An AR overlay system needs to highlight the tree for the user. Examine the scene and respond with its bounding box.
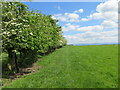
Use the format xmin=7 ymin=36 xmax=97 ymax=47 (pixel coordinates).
xmin=2 ymin=2 xmax=30 ymax=73
xmin=2 ymin=2 xmax=67 ymax=73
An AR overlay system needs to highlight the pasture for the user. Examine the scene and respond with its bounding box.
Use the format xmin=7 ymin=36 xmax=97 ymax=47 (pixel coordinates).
xmin=3 ymin=45 xmax=118 ymax=88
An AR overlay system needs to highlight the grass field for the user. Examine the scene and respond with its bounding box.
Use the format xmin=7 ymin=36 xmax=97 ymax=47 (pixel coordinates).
xmin=3 ymin=45 xmax=118 ymax=88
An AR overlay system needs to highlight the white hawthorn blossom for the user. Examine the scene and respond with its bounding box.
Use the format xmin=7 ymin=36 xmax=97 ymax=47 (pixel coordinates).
xmin=59 ymin=40 xmax=63 ymax=43
xmin=19 ymin=31 xmax=22 ymax=33
xmin=30 ymin=32 xmax=33 ymax=35
xmin=13 ymin=18 xmax=16 ymax=20
xmin=11 ymin=30 xmax=14 ymax=32
xmin=3 ymin=31 xmax=7 ymax=34
xmin=11 ymin=23 xmax=16 ymax=25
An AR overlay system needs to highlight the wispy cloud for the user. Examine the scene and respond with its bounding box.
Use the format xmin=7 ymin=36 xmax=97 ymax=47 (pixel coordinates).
xmin=54 ymin=6 xmax=62 ymax=11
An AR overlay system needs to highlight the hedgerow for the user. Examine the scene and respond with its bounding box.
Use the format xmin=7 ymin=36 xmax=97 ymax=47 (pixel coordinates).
xmin=1 ymin=2 xmax=67 ymax=73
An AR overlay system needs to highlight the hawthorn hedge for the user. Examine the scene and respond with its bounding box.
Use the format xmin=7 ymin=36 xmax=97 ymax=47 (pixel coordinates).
xmin=1 ymin=2 xmax=67 ymax=73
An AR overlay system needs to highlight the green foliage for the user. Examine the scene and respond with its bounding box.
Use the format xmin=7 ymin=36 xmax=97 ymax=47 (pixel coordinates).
xmin=2 ymin=2 xmax=66 ymax=53
xmin=2 ymin=2 xmax=67 ymax=72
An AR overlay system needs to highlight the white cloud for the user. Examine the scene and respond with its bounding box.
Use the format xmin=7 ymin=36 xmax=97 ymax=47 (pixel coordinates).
xmin=74 ymin=9 xmax=84 ymax=13
xmin=59 ymin=17 xmax=67 ymax=22
xmin=64 ymin=30 xmax=118 ymax=45
xmin=81 ymin=0 xmax=118 ymax=22
xmin=81 ymin=18 xmax=89 ymax=21
xmin=65 ymin=13 xmax=80 ymax=19
xmin=62 ymin=23 xmax=79 ymax=32
xmin=52 ymin=8 xmax=84 ymax=22
xmin=88 ymin=13 xmax=103 ymax=20
xmin=102 ymin=11 xmax=118 ymax=22
xmin=77 ymin=25 xmax=103 ymax=31
xmin=53 ymin=13 xmax=80 ymax=22
xmin=62 ymin=24 xmax=103 ymax=32
xmin=96 ymin=0 xmax=118 ymax=13
xmin=101 ymin=20 xmax=118 ymax=28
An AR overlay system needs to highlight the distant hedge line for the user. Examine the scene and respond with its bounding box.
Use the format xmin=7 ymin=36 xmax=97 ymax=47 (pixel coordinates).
xmin=1 ymin=2 xmax=67 ymax=73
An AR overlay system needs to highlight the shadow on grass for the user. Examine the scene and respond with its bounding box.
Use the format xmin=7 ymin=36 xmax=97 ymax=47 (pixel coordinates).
xmin=2 ymin=49 xmax=56 ymax=79
xmin=2 ymin=52 xmax=38 ymax=79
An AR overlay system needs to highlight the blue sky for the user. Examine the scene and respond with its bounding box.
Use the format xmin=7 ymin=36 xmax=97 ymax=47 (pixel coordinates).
xmin=23 ymin=2 xmax=102 ymax=26
xmin=23 ymin=0 xmax=118 ymax=45
xmin=31 ymin=0 xmax=107 ymax=2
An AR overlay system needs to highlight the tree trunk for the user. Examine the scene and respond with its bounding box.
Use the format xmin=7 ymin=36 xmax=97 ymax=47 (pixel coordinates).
xmin=8 ymin=49 xmax=19 ymax=73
